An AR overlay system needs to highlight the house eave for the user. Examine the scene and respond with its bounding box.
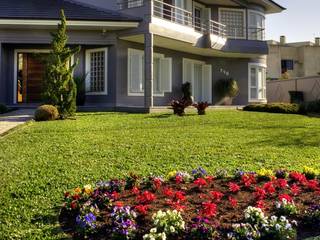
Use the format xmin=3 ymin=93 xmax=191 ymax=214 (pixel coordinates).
xmin=0 ymin=19 xmax=140 ymax=30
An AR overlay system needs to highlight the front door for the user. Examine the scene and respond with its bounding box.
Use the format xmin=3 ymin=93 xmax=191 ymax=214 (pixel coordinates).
xmin=17 ymin=53 xmax=47 ymax=104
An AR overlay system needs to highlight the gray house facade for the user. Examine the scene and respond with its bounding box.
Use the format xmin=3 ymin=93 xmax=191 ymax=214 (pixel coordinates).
xmin=0 ymin=0 xmax=285 ymax=111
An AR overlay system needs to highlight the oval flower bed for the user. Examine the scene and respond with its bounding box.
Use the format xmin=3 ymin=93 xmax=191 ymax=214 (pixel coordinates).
xmin=60 ymin=167 xmax=320 ymax=240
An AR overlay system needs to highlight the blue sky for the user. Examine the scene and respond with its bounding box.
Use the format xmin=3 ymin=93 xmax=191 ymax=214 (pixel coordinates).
xmin=266 ymin=0 xmax=320 ymax=42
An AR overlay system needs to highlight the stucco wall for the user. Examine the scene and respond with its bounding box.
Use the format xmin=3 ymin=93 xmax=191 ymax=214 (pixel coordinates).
xmin=267 ymin=76 xmax=320 ymax=103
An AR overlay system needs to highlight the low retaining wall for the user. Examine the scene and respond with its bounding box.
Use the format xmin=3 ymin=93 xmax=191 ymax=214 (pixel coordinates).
xmin=267 ymin=76 xmax=320 ymax=103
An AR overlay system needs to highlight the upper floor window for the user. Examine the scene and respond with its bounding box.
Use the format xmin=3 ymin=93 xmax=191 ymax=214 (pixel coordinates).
xmin=119 ymin=0 xmax=144 ymax=9
xmin=281 ymin=59 xmax=294 ymax=73
xmin=248 ymin=10 xmax=265 ymax=40
xmin=85 ymin=48 xmax=108 ymax=95
xmin=219 ymin=8 xmax=246 ymax=39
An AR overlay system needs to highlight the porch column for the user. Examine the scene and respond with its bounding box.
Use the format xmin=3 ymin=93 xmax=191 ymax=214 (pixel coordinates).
xmin=144 ymin=33 xmax=154 ymax=109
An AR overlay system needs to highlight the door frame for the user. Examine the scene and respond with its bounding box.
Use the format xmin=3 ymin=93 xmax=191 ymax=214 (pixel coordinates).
xmin=13 ymin=49 xmax=75 ymax=104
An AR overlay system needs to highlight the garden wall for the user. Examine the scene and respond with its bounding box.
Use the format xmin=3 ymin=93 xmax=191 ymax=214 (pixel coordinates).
xmin=267 ymin=76 xmax=320 ymax=103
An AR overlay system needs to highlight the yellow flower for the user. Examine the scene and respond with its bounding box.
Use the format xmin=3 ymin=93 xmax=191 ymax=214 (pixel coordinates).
xmin=167 ymin=171 xmax=177 ymax=180
xmin=74 ymin=187 xmax=82 ymax=194
xmin=84 ymin=184 xmax=93 ymax=195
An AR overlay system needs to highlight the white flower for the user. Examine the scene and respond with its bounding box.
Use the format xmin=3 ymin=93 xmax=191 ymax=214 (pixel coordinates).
xmin=150 ymin=228 xmax=157 ymax=233
xmin=169 ymin=226 xmax=175 ymax=233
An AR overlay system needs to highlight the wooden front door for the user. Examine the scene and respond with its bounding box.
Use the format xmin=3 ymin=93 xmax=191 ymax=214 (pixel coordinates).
xmin=20 ymin=53 xmax=46 ymax=103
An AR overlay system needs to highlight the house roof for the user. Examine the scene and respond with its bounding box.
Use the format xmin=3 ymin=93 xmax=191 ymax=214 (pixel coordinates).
xmin=0 ymin=0 xmax=140 ymax=22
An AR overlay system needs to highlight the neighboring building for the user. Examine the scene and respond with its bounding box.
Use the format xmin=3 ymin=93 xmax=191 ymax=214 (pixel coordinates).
xmin=0 ymin=0 xmax=285 ymax=111
xmin=268 ymin=36 xmax=320 ymax=80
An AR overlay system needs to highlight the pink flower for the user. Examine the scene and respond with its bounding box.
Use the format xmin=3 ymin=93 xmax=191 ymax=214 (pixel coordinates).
xmin=308 ymin=180 xmax=319 ymax=191
xmin=289 ymin=172 xmax=307 ymax=184
xmin=241 ymin=174 xmax=256 ymax=188
xmin=256 ymin=200 xmax=265 ymax=210
xmin=137 ymin=191 xmax=156 ymax=204
xmin=175 ymin=175 xmax=183 ymax=184
xmin=229 ymin=182 xmax=240 ymax=193
xmin=135 ymin=205 xmax=149 ymax=215
xmin=153 ymin=178 xmax=163 ymax=190
xmin=132 ymin=187 xmax=140 ymax=195
xmin=163 ymin=187 xmax=174 ymax=197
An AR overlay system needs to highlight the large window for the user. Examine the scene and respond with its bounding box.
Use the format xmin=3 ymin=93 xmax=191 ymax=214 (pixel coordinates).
xmin=127 ymin=49 xmax=172 ymax=96
xmin=249 ymin=63 xmax=266 ymax=102
xmin=219 ymin=8 xmax=246 ymax=39
xmin=183 ymin=58 xmax=212 ymax=103
xmin=85 ymin=48 xmax=108 ymax=95
xmin=248 ymin=10 xmax=265 ymax=40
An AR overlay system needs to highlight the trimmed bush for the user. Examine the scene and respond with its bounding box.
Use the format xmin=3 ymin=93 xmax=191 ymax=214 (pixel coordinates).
xmin=243 ymin=103 xmax=301 ymax=114
xmin=34 ymin=105 xmax=59 ymax=121
xmin=0 ymin=103 xmax=8 ymax=114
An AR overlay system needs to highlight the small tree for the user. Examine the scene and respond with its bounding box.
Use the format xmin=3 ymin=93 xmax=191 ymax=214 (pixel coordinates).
xmin=43 ymin=9 xmax=80 ymax=118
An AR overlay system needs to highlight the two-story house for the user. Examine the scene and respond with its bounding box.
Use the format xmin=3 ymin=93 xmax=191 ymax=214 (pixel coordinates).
xmin=0 ymin=0 xmax=285 ymax=111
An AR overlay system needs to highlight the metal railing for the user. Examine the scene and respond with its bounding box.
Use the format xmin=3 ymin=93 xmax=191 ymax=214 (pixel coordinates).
xmin=226 ymin=26 xmax=265 ymax=40
xmin=153 ymin=0 xmax=226 ymax=36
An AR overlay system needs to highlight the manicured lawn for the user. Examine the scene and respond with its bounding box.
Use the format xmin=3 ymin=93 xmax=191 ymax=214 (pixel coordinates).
xmin=0 ymin=110 xmax=319 ymax=239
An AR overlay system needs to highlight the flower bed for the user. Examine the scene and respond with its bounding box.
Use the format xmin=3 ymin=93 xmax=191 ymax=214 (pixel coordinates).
xmin=60 ymin=167 xmax=320 ymax=239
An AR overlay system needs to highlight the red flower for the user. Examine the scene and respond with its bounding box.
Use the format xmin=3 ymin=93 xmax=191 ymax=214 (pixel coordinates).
xmin=254 ymin=187 xmax=266 ymax=200
xmin=210 ymin=191 xmax=224 ymax=202
xmin=229 ymin=182 xmax=240 ymax=193
xmin=70 ymin=200 xmax=78 ymax=209
xmin=291 ymin=184 xmax=300 ymax=196
xmin=241 ymin=174 xmax=256 ymax=188
xmin=201 ymin=202 xmax=217 ymax=217
xmin=308 ymin=180 xmax=319 ymax=191
xmin=132 ymin=187 xmax=140 ymax=195
xmin=64 ymin=192 xmax=70 ymax=198
xmin=111 ymin=191 xmax=120 ymax=200
xmin=289 ymin=172 xmax=307 ymax=184
xmin=256 ymin=200 xmax=265 ymax=210
xmin=135 ymin=205 xmax=149 ymax=215
xmin=153 ymin=178 xmax=163 ymax=190
xmin=263 ymin=182 xmax=276 ymax=195
xmin=194 ymin=178 xmax=207 ymax=188
xmin=137 ymin=191 xmax=156 ymax=204
xmin=115 ymin=201 xmax=124 ymax=207
xmin=276 ymin=179 xmax=288 ymax=189
xmin=175 ymin=175 xmax=183 ymax=184
xmin=72 ymin=194 xmax=80 ymax=200
xmin=163 ymin=187 xmax=174 ymax=197
xmin=279 ymin=194 xmax=292 ymax=202
xmin=228 ymin=196 xmax=238 ymax=208
xmin=174 ymin=191 xmax=186 ymax=202
xmin=206 ymin=176 xmax=215 ymax=183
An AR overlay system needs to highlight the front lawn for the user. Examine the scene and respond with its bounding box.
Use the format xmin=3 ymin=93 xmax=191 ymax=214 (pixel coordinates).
xmin=0 ymin=110 xmax=319 ymax=239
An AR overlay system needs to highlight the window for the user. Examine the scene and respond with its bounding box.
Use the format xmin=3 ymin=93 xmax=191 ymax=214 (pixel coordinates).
xmin=248 ymin=10 xmax=265 ymax=40
xmin=219 ymin=8 xmax=246 ymax=39
xmin=127 ymin=49 xmax=172 ymax=96
xmin=85 ymin=48 xmax=108 ymax=95
xmin=183 ymin=58 xmax=212 ymax=103
xmin=249 ymin=63 xmax=266 ymax=101
xmin=127 ymin=0 xmax=144 ymax=8
xmin=281 ymin=60 xmax=294 ymax=73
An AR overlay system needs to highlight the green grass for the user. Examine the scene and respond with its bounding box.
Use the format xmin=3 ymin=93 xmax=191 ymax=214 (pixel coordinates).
xmin=0 ymin=110 xmax=320 ymax=239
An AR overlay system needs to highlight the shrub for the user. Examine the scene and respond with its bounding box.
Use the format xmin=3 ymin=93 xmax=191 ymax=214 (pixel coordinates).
xmin=193 ymin=102 xmax=209 ymax=115
xmin=170 ymin=100 xmax=189 ymax=116
xmin=34 ymin=105 xmax=59 ymax=121
xmin=74 ymin=75 xmax=87 ymax=106
xmin=243 ymin=103 xmax=301 ymax=114
xmin=0 ymin=103 xmax=8 ymax=114
xmin=214 ymin=79 xmax=239 ymax=99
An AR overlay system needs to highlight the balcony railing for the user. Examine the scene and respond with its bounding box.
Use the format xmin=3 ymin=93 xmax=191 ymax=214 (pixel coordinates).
xmin=153 ymin=0 xmax=226 ymax=36
xmin=118 ymin=0 xmax=264 ymax=40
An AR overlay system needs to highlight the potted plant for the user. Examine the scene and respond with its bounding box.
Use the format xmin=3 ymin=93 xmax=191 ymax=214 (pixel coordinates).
xmin=170 ymin=100 xmax=188 ymax=116
xmin=193 ymin=102 xmax=209 ymax=115
xmin=213 ymin=78 xmax=239 ymax=105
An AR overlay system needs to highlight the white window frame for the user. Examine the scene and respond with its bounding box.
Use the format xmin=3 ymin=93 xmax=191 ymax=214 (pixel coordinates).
xmin=127 ymin=48 xmax=171 ymax=97
xmin=248 ymin=9 xmax=265 ymax=41
xmin=85 ymin=48 xmax=108 ymax=96
xmin=248 ymin=63 xmax=267 ymax=103
xmin=218 ymin=7 xmax=247 ymax=39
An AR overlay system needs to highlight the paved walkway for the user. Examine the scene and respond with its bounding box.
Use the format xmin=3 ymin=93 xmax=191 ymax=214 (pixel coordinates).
xmin=0 ymin=109 xmax=34 ymax=136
